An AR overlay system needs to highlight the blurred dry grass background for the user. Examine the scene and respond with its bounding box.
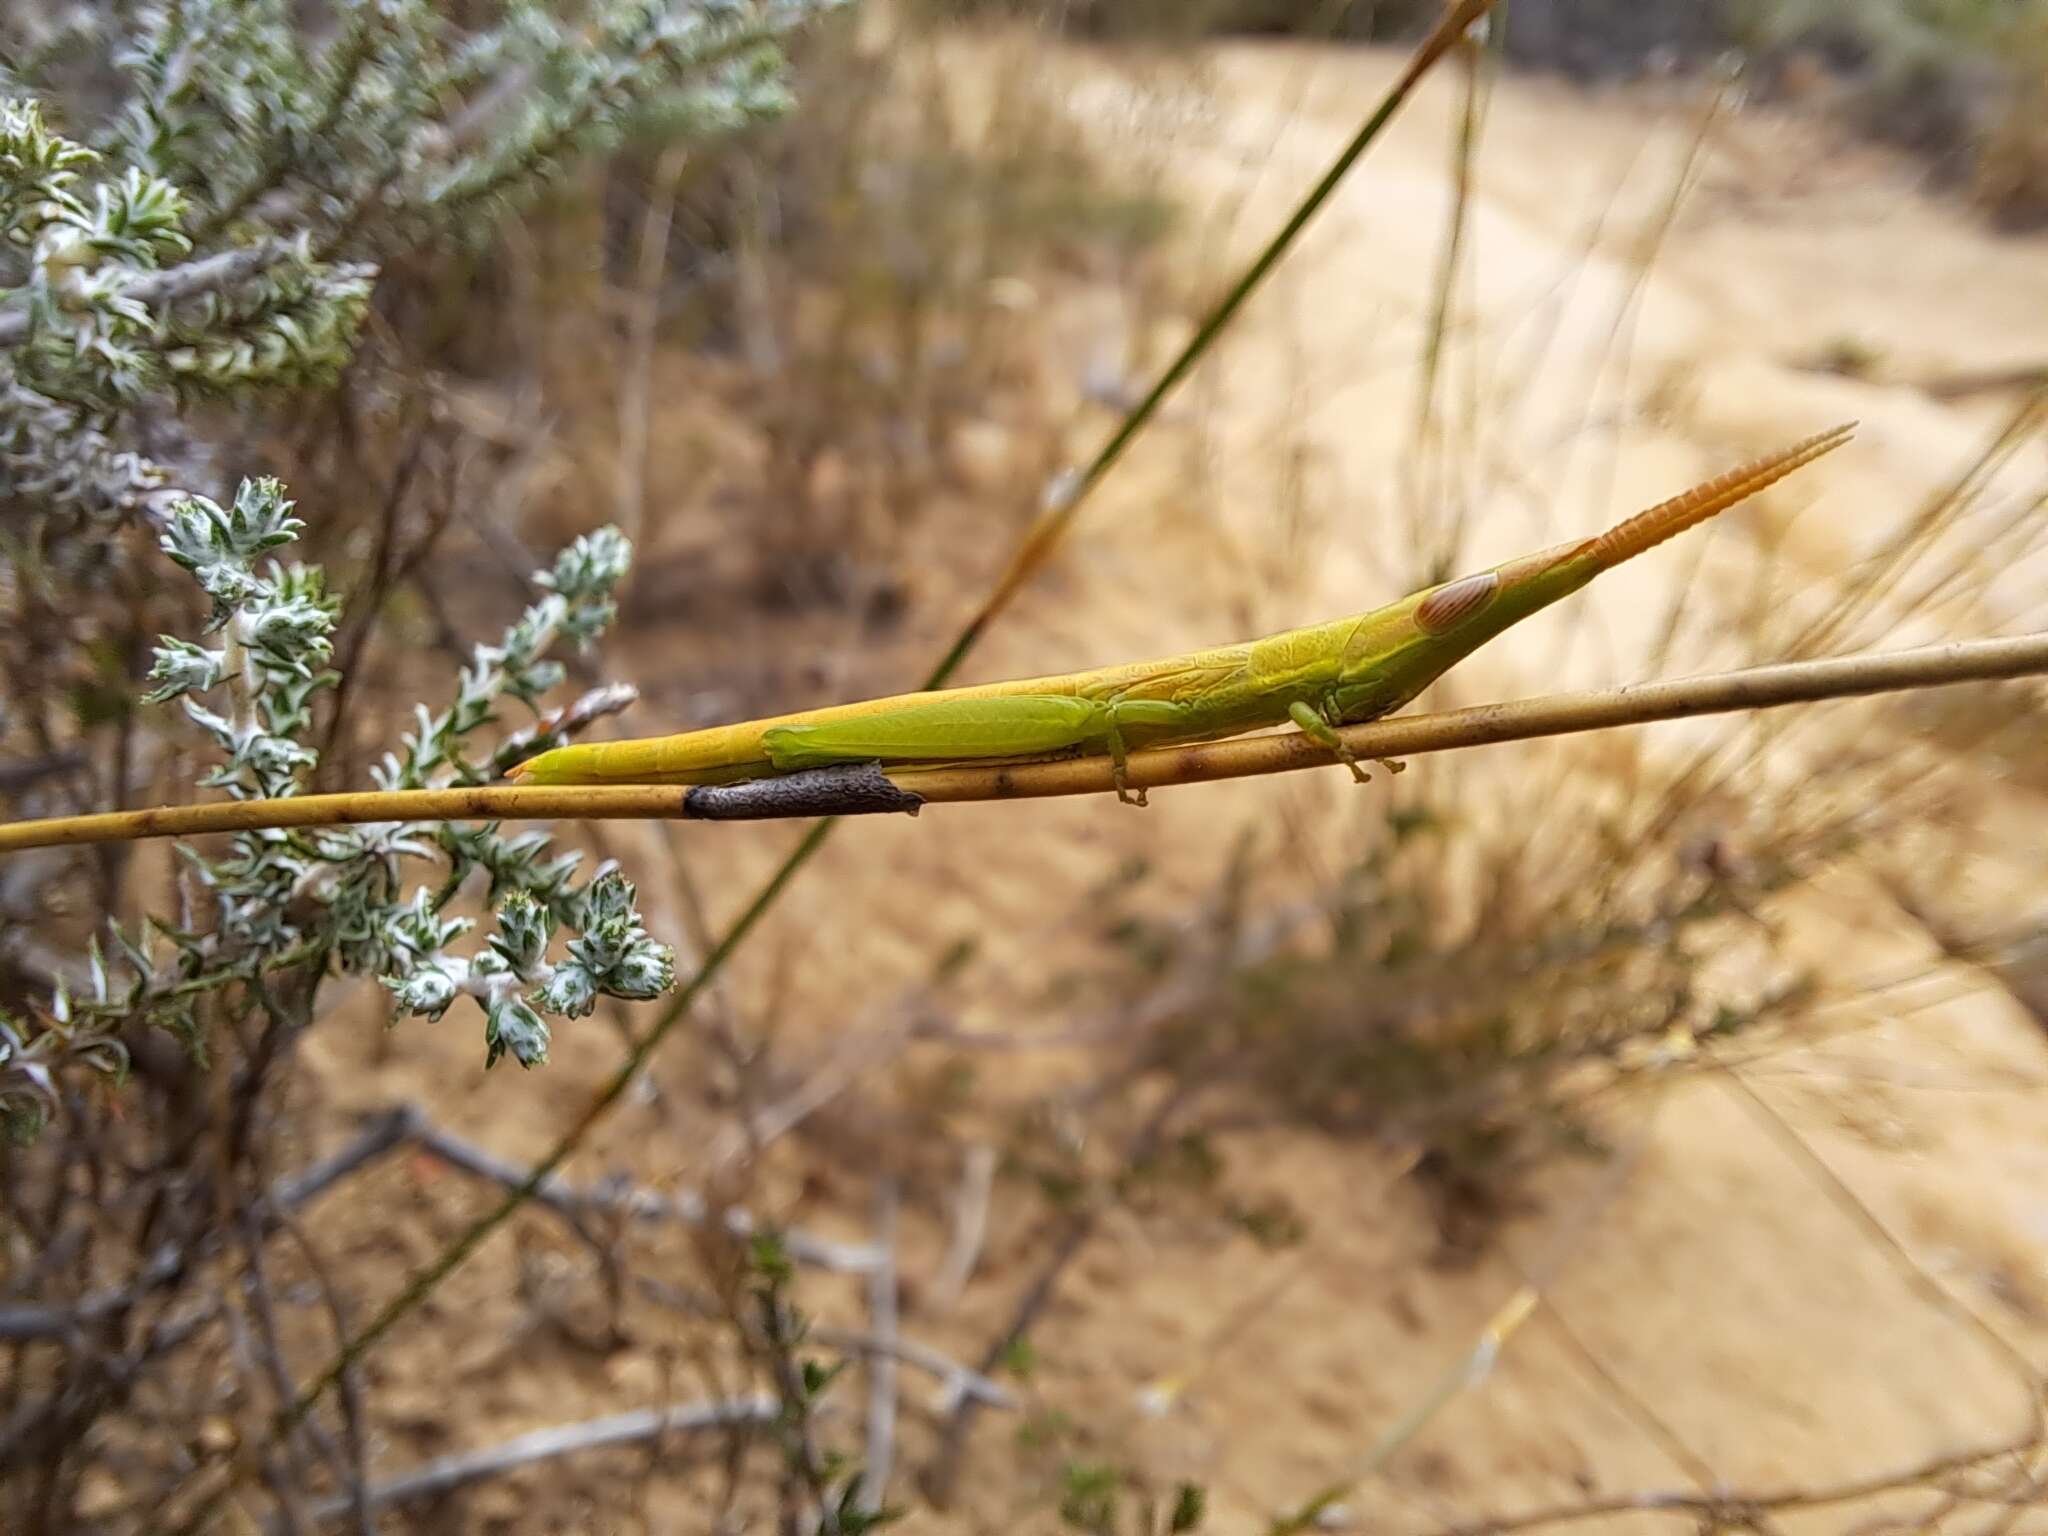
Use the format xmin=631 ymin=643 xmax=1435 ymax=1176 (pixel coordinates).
xmin=6 ymin=2 xmax=2048 ymax=1532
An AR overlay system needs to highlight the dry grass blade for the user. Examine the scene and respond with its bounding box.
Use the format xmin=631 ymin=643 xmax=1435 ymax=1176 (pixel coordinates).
xmin=6 ymin=632 xmax=2042 ymax=848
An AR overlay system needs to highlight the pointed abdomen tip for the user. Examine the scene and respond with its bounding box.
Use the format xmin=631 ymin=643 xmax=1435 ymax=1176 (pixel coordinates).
xmin=1587 ymin=422 xmax=1855 ymax=568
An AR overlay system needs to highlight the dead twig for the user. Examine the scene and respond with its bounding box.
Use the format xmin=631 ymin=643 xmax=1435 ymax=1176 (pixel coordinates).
xmin=275 ymin=1215 xmax=375 ymax=1536
xmin=288 ymin=1396 xmax=780 ymax=1527
xmin=1418 ymin=1425 xmax=2047 ymax=1536
xmin=859 ymin=1181 xmax=900 ymax=1518
xmin=0 ymin=1098 xmax=421 ymax=1347
xmin=709 ymin=1000 xmax=924 ymax=1169
xmin=926 ymin=1143 xmax=996 ymax=1317
xmin=0 ymin=1102 xmax=869 ymax=1350
xmin=407 ymin=1117 xmax=883 ymax=1274
xmin=632 ymin=1274 xmax=1016 ymax=1411
xmin=924 ymin=1080 xmax=1202 ymax=1506
xmin=267 ymin=1105 xmax=422 ymax=1210
xmin=234 ymin=1210 xmax=343 ymax=1536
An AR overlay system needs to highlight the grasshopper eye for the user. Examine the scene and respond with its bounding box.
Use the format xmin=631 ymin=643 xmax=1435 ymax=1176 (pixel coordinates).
xmin=1415 ymin=571 xmax=1499 ymax=634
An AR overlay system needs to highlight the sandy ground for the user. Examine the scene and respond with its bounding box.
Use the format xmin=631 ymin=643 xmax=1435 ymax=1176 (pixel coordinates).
xmin=268 ymin=32 xmax=2048 ymax=1535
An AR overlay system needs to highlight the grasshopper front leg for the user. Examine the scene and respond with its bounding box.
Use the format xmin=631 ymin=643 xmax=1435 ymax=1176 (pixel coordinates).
xmin=1287 ymin=699 xmax=1374 ymax=785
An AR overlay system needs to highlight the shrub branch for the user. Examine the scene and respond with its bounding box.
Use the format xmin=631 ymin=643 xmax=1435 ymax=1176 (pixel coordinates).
xmin=0 ymin=240 xmax=298 ymax=347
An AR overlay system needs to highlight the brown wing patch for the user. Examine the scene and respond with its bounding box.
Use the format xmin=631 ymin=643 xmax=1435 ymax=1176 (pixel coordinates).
xmin=1415 ymin=571 xmax=1499 ymax=634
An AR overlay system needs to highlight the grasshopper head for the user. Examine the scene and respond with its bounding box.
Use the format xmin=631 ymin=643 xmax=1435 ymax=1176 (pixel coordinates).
xmin=1330 ymin=424 xmax=1855 ymax=723
xmin=1329 ymin=538 xmax=1605 ymax=720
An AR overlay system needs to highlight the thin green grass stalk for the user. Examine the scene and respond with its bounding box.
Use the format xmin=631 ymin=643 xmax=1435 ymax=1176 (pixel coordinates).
xmin=1413 ymin=32 xmax=1479 ymax=441
xmin=234 ymin=0 xmax=1505 ymax=1479
xmin=1406 ymin=23 xmax=1490 ymax=586
xmin=1444 ymin=8 xmax=1509 ymax=561
xmin=1412 ymin=14 xmax=1493 ymax=451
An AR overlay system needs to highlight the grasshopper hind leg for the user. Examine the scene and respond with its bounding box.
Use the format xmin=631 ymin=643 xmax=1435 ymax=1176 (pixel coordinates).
xmin=1103 ymin=697 xmax=1199 ymax=807
xmin=760 ymin=695 xmax=1108 ymax=773
xmin=1102 ymin=718 xmax=1145 ymax=807
xmin=758 ymin=693 xmax=1202 ymax=810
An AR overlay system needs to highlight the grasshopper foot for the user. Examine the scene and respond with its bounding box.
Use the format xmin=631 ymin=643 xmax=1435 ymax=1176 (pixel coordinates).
xmin=1107 ymin=722 xmax=1149 ymax=807
xmin=1290 ymin=699 xmax=1374 ymax=785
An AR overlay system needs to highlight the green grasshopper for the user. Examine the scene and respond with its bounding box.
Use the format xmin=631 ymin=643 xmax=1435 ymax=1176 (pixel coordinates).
xmin=513 ymin=425 xmax=1852 ymax=803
